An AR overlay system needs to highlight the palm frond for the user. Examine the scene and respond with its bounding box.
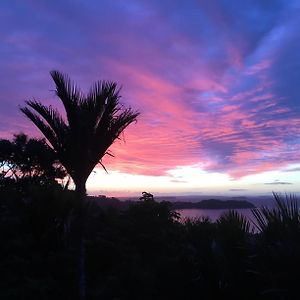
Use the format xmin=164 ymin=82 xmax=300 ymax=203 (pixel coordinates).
xmin=251 ymin=207 xmax=268 ymax=232
xmin=218 ymin=210 xmax=252 ymax=234
xmin=92 ymin=104 xmax=139 ymax=161
xmin=85 ymin=81 xmax=119 ymax=131
xmin=20 ymin=106 xmax=59 ymax=150
xmin=98 ymin=160 xmax=108 ymax=173
xmin=251 ymin=193 xmax=300 ymax=234
xmin=273 ymin=192 xmax=299 ymax=221
xmin=50 ymin=70 xmax=81 ymax=129
xmin=111 ymin=108 xmax=139 ymax=137
xmin=87 ymin=81 xmax=117 ymax=108
xmin=105 ymin=151 xmax=114 ymax=158
xmin=24 ymin=100 xmax=68 ymax=146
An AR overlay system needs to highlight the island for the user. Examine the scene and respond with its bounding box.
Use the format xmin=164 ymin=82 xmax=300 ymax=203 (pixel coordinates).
xmin=170 ymin=199 xmax=255 ymax=210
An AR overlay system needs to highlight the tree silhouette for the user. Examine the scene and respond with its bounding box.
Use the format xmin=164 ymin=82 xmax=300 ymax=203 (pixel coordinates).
xmin=20 ymin=70 xmax=139 ymax=300
xmin=0 ymin=133 xmax=65 ymax=184
xmin=20 ymin=70 xmax=139 ymax=196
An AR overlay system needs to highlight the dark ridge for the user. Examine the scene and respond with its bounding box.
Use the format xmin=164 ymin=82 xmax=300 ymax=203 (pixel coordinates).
xmin=87 ymin=195 xmax=255 ymax=210
xmin=170 ymin=199 xmax=255 ymax=209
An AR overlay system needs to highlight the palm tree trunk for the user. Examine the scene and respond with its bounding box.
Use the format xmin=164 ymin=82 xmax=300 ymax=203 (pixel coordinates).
xmin=79 ymin=237 xmax=86 ymax=300
xmin=75 ymin=179 xmax=86 ymax=197
xmin=74 ymin=179 xmax=87 ymax=300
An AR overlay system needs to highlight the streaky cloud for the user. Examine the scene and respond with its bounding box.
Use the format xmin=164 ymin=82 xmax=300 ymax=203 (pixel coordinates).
xmin=265 ymin=180 xmax=293 ymax=185
xmin=0 ymin=0 xmax=299 ymax=182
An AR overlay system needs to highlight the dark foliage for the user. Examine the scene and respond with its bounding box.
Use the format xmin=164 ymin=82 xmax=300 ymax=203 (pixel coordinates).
xmin=250 ymin=193 xmax=300 ymax=299
xmin=0 ymin=133 xmax=66 ymax=188
xmin=0 ymin=185 xmax=299 ymax=300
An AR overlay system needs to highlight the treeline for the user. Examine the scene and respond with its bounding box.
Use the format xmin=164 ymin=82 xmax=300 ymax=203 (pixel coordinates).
xmin=0 ymin=182 xmax=299 ymax=300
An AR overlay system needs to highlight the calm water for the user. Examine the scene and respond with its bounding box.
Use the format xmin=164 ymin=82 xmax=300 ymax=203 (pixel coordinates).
xmin=177 ymin=208 xmax=256 ymax=223
xmin=176 ymin=196 xmax=300 ymax=223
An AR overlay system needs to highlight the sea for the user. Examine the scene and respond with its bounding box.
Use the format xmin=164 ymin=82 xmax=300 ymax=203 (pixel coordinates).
xmin=158 ymin=194 xmax=298 ymax=226
xmin=120 ymin=193 xmax=300 ymax=227
xmin=177 ymin=208 xmax=255 ymax=223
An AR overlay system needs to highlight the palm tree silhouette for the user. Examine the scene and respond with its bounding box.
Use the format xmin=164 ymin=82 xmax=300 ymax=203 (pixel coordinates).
xmin=20 ymin=70 xmax=139 ymax=300
xmin=20 ymin=70 xmax=139 ymax=196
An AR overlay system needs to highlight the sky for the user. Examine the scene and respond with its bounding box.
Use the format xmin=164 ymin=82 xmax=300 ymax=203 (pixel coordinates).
xmin=0 ymin=0 xmax=300 ymax=197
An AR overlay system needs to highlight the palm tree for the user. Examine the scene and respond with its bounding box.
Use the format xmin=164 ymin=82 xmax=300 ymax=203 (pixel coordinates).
xmin=20 ymin=70 xmax=139 ymax=300
xmin=20 ymin=70 xmax=139 ymax=196
xmin=252 ymin=192 xmax=300 ymax=239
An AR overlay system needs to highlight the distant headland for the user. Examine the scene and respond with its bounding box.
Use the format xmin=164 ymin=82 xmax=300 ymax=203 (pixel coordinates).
xmin=88 ymin=195 xmax=255 ymax=210
xmin=170 ymin=199 xmax=255 ymax=209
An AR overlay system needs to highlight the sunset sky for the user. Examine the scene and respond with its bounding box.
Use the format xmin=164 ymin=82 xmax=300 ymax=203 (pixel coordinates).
xmin=1 ymin=0 xmax=299 ymax=197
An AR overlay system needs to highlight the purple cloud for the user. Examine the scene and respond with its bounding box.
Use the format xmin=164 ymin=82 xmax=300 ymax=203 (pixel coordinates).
xmin=0 ymin=0 xmax=299 ymax=178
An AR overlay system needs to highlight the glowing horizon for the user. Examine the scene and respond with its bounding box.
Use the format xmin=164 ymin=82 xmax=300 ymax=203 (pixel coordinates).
xmin=1 ymin=0 xmax=300 ymax=197
xmin=83 ymin=163 xmax=300 ymax=198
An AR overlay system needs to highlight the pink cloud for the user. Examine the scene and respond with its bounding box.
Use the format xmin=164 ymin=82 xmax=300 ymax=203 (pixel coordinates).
xmin=95 ymin=63 xmax=300 ymax=179
xmin=1 ymin=0 xmax=299 ymax=183
xmin=245 ymin=59 xmax=272 ymax=75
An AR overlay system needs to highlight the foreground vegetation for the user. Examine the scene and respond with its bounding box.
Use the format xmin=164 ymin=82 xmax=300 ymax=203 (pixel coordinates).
xmin=0 ymin=182 xmax=299 ymax=300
